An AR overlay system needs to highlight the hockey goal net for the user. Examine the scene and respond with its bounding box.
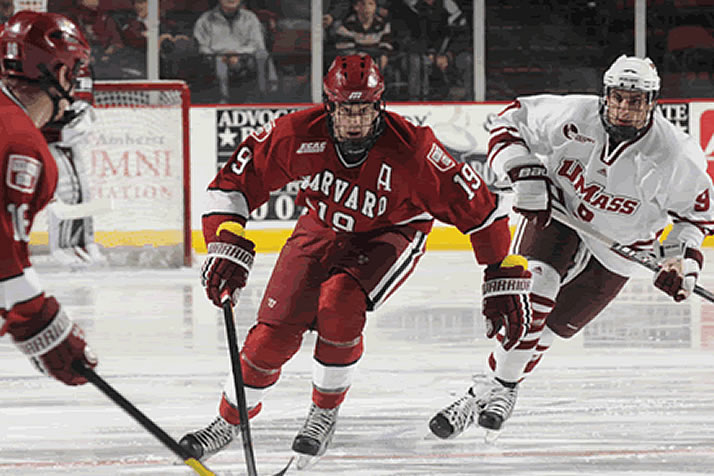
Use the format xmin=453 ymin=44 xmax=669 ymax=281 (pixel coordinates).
xmin=30 ymin=80 xmax=192 ymax=268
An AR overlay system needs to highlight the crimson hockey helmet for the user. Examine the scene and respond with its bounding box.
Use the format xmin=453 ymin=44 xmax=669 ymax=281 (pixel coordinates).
xmin=324 ymin=54 xmax=385 ymax=103
xmin=323 ymin=54 xmax=386 ymax=167
xmin=0 ymin=11 xmax=90 ymax=99
xmin=599 ymin=55 xmax=660 ymax=142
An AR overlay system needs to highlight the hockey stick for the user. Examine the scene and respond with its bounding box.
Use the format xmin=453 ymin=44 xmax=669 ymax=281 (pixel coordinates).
xmin=71 ymin=361 xmax=216 ymax=476
xmin=551 ymin=208 xmax=714 ymax=303
xmin=48 ymin=197 xmax=114 ymax=220
xmin=220 ymin=291 xmax=293 ymax=476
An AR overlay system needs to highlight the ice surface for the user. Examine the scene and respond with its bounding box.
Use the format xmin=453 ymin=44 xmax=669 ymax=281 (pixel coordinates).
xmin=1 ymin=251 xmax=713 ymax=475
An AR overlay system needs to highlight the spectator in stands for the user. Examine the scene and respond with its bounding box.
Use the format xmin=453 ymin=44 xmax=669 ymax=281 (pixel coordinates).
xmin=403 ymin=0 xmax=467 ymax=99
xmin=66 ymin=0 xmax=125 ymax=79
xmin=334 ymin=0 xmax=393 ymax=72
xmin=0 ymin=0 xmax=13 ymax=24
xmin=272 ymin=0 xmax=311 ymax=30
xmin=193 ymin=0 xmax=271 ymax=103
xmin=119 ymin=0 xmax=195 ymax=78
xmin=323 ymin=0 xmax=350 ymax=34
xmin=244 ymin=0 xmax=307 ymax=100
xmin=324 ymin=0 xmax=397 ymax=39
xmin=323 ymin=0 xmax=350 ymax=69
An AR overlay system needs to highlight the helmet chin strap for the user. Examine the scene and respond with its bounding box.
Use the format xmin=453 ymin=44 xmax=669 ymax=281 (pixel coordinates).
xmin=37 ymin=63 xmax=76 ymax=123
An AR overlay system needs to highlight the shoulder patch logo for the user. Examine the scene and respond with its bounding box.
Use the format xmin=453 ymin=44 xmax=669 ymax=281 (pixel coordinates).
xmin=563 ymin=122 xmax=595 ymax=144
xmin=296 ymin=141 xmax=327 ymax=154
xmin=6 ymin=154 xmax=42 ymax=194
xmin=426 ymin=143 xmax=455 ymax=172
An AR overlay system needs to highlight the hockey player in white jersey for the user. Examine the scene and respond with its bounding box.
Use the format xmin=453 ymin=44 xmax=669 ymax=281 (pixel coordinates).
xmin=429 ymin=55 xmax=714 ymax=440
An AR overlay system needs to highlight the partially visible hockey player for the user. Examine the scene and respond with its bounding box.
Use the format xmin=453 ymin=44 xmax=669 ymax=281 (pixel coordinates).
xmin=429 ymin=55 xmax=714 ymax=440
xmin=43 ymin=96 xmax=108 ymax=268
xmin=179 ymin=54 xmax=534 ymax=468
xmin=0 ymin=12 xmax=98 ymax=384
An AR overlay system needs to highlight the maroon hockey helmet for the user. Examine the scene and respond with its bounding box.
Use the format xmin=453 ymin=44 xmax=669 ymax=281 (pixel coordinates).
xmin=323 ymin=54 xmax=385 ymax=104
xmin=323 ymin=55 xmax=386 ymax=166
xmin=0 ymin=11 xmax=90 ymax=92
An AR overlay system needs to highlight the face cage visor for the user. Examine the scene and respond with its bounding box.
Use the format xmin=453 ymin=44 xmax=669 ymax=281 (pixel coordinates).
xmin=326 ymin=99 xmax=385 ymax=166
xmin=600 ymin=87 xmax=657 ymax=142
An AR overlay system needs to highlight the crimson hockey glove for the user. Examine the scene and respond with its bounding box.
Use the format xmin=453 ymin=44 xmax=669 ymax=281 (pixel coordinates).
xmin=653 ymin=241 xmax=703 ymax=302
xmin=201 ymin=225 xmax=256 ymax=307
xmin=507 ymin=164 xmax=551 ymax=229
xmin=482 ymin=255 xmax=533 ymax=351
xmin=0 ymin=295 xmax=97 ymax=385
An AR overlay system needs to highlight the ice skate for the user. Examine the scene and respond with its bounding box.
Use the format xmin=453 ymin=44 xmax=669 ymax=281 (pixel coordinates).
xmin=478 ymin=379 xmax=518 ymax=434
xmin=179 ymin=415 xmax=237 ymax=460
xmin=429 ymin=374 xmax=495 ymax=439
xmin=292 ymin=403 xmax=339 ymax=470
xmin=429 ymin=374 xmax=517 ymax=439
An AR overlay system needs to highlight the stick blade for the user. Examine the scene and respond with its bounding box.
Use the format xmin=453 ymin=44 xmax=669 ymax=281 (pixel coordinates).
xmin=272 ymin=456 xmax=294 ymax=476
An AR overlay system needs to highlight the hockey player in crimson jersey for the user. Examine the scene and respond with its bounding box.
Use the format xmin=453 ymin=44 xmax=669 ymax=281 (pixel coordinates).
xmin=430 ymin=55 xmax=714 ymax=440
xmin=0 ymin=12 xmax=97 ymax=385
xmin=180 ymin=54 xmax=534 ymax=467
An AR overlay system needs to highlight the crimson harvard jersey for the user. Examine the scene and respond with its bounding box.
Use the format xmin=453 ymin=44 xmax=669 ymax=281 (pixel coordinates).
xmin=204 ymin=105 xmax=510 ymax=264
xmin=0 ymin=84 xmax=59 ymax=309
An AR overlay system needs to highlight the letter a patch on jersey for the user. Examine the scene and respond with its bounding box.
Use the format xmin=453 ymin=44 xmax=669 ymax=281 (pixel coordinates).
xmin=426 ymin=143 xmax=455 ymax=172
xmin=6 ymin=154 xmax=42 ymax=194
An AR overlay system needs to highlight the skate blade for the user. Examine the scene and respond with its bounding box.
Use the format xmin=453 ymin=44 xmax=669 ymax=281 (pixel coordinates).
xmin=484 ymin=429 xmax=502 ymax=445
xmin=295 ymin=452 xmax=322 ymax=470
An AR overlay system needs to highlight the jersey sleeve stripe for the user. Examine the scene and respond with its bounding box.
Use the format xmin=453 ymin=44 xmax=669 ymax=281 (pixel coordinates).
xmin=395 ymin=212 xmax=434 ymax=226
xmin=498 ymin=100 xmax=521 ymax=116
xmin=0 ymin=268 xmax=43 ymax=310
xmin=205 ymin=189 xmax=251 ymax=220
xmin=488 ymin=129 xmax=529 ymax=168
xmin=464 ymin=195 xmax=509 ymax=234
xmin=669 ymin=211 xmax=714 ymax=231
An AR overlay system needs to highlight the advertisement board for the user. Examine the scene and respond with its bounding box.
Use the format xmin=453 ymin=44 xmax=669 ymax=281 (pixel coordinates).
xmin=29 ymin=100 xmax=714 ymax=253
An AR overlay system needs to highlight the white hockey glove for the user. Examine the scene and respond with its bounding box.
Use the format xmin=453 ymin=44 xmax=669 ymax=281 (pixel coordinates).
xmin=653 ymin=240 xmax=703 ymax=302
xmin=507 ymin=164 xmax=551 ymax=229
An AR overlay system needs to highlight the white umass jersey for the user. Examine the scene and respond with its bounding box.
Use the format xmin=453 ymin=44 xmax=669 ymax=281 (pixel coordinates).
xmin=488 ymin=94 xmax=714 ymax=277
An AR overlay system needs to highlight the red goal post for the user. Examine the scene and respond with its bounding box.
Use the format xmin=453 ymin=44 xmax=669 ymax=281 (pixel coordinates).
xmin=87 ymin=80 xmax=192 ymax=267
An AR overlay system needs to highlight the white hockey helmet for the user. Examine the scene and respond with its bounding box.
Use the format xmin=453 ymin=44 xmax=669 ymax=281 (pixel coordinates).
xmin=600 ymin=55 xmax=660 ymax=141
xmin=603 ymin=55 xmax=660 ymax=97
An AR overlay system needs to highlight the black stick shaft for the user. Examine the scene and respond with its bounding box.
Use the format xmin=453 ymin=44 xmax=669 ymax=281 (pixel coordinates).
xmin=222 ymin=297 xmax=259 ymax=476
xmin=552 ymin=209 xmax=714 ymax=303
xmin=72 ymin=362 xmax=215 ymax=475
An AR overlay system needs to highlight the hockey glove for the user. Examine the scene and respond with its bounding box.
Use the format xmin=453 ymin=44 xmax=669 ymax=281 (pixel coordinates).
xmin=507 ymin=164 xmax=551 ymax=229
xmin=0 ymin=295 xmax=97 ymax=385
xmin=201 ymin=223 xmax=256 ymax=307
xmin=653 ymin=240 xmax=703 ymax=302
xmin=482 ymin=255 xmax=533 ymax=351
